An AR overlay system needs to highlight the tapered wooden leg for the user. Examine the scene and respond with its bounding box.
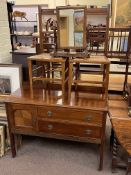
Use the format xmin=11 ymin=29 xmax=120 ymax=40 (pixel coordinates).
xmin=110 ymin=128 xmax=114 ymax=150
xmin=99 ymin=143 xmax=104 ymax=170
xmin=68 ymin=62 xmax=73 ymax=102
xmin=28 ymin=60 xmax=33 ymax=98
xmin=10 ymin=133 xmax=16 ymax=158
xmin=62 ymin=62 xmax=65 ymax=102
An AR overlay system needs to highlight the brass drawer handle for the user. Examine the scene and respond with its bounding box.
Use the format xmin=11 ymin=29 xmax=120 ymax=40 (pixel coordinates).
xmin=85 ymin=129 xmax=92 ymax=135
xmin=47 ymin=111 xmax=53 ymax=117
xmin=47 ymin=124 xmax=53 ymax=130
xmin=85 ymin=116 xmax=92 ymax=122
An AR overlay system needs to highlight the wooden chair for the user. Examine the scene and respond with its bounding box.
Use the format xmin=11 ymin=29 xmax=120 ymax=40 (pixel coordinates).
xmin=106 ymin=27 xmax=131 ymax=93
xmin=28 ymin=53 xmax=68 ymax=102
xmin=68 ymin=55 xmax=110 ymax=101
xmin=28 ymin=7 xmax=67 ymax=101
xmin=87 ymin=26 xmax=107 ymax=54
xmin=123 ymin=28 xmax=131 ymax=93
xmin=38 ymin=6 xmax=57 ymax=53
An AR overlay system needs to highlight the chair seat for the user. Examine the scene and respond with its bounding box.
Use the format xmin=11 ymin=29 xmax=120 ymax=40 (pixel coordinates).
xmin=70 ymin=55 xmax=110 ymax=65
xmin=28 ymin=53 xmax=66 ymax=63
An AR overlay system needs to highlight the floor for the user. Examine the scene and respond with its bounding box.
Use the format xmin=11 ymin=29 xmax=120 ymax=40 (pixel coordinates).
xmin=0 ymin=119 xmax=126 ymax=175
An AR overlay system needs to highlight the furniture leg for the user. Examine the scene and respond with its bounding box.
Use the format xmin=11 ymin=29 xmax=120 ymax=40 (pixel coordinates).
xmin=62 ymin=62 xmax=65 ymax=102
xmin=110 ymin=128 xmax=114 ymax=150
xmin=104 ymin=64 xmax=110 ymax=99
xmin=99 ymin=142 xmax=104 ymax=170
xmin=112 ymin=135 xmax=118 ymax=173
xmin=68 ymin=62 xmax=73 ymax=102
xmin=28 ymin=60 xmax=33 ymax=98
xmin=9 ymin=132 xmax=16 ymax=158
xmin=126 ymin=156 xmax=131 ymax=175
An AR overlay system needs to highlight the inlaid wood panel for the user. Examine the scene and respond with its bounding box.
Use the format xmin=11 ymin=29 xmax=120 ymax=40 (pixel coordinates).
xmin=10 ymin=104 xmax=37 ymax=131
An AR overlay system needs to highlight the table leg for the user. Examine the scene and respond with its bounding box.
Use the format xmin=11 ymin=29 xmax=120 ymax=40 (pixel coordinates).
xmin=112 ymin=135 xmax=118 ymax=173
xmin=10 ymin=133 xmax=16 ymax=158
xmin=110 ymin=128 xmax=114 ymax=150
xmin=126 ymin=156 xmax=131 ymax=175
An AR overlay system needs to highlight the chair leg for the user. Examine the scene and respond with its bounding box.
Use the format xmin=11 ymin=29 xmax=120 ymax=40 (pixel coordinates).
xmin=68 ymin=62 xmax=73 ymax=102
xmin=62 ymin=62 xmax=65 ymax=102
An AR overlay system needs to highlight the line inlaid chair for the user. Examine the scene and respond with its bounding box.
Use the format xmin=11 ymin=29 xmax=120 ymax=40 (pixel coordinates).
xmin=28 ymin=53 xmax=68 ymax=102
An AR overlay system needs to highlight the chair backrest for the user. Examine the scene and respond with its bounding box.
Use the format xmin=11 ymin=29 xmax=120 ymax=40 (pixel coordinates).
xmin=87 ymin=26 xmax=107 ymax=53
xmin=107 ymin=27 xmax=131 ymax=59
xmin=38 ymin=6 xmax=57 ymax=53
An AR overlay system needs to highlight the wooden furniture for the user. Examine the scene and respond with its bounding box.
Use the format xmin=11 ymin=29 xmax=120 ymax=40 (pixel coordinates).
xmin=5 ymin=84 xmax=108 ymax=170
xmin=86 ymin=7 xmax=110 ymax=54
xmin=28 ymin=53 xmax=68 ymax=102
xmin=38 ymin=7 xmax=57 ymax=53
xmin=68 ymin=55 xmax=110 ymax=101
xmin=109 ymin=95 xmax=131 ymax=175
xmin=56 ymin=6 xmax=87 ymax=50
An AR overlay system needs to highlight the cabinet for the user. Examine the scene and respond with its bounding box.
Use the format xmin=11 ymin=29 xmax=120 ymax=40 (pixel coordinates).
xmin=5 ymin=86 xmax=108 ymax=170
xmin=7 ymin=4 xmax=39 ymax=51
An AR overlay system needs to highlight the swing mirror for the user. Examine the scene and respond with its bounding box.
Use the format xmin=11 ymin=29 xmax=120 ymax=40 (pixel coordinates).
xmin=56 ymin=6 xmax=87 ymax=49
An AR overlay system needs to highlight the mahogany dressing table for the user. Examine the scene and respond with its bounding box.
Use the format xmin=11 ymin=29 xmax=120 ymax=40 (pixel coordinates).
xmin=5 ymin=84 xmax=108 ymax=170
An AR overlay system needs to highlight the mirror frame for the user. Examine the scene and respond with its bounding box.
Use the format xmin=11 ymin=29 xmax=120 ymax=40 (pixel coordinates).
xmin=56 ymin=5 xmax=87 ymax=50
xmin=38 ymin=6 xmax=57 ymax=52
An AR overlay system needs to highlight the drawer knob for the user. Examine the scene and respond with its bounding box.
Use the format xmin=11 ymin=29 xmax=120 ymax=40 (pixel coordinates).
xmin=47 ymin=111 xmax=53 ymax=117
xmin=48 ymin=124 xmax=53 ymax=130
xmin=85 ymin=129 xmax=92 ymax=135
xmin=85 ymin=116 xmax=92 ymax=122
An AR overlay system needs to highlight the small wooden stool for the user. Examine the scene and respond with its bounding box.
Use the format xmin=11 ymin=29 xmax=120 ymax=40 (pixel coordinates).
xmin=28 ymin=53 xmax=68 ymax=102
xmin=68 ymin=55 xmax=110 ymax=100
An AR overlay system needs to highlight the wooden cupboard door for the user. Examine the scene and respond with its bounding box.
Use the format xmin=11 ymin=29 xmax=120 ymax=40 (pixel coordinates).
xmin=10 ymin=104 xmax=37 ymax=132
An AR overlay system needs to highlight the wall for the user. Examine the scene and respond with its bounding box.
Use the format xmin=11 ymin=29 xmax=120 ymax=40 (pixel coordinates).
xmin=15 ymin=0 xmax=109 ymax=8
xmin=0 ymin=0 xmax=12 ymax=63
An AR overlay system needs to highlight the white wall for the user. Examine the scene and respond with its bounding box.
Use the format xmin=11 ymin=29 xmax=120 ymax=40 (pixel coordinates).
xmin=0 ymin=0 xmax=12 ymax=63
xmin=15 ymin=0 xmax=109 ymax=8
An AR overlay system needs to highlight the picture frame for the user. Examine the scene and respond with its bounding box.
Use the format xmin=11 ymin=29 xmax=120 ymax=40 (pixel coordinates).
xmin=74 ymin=10 xmax=84 ymax=32
xmin=0 ymin=64 xmax=22 ymax=96
xmin=115 ymin=0 xmax=131 ymax=27
xmin=74 ymin=32 xmax=83 ymax=47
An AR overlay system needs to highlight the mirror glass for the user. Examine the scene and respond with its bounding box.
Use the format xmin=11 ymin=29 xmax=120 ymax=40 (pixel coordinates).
xmin=58 ymin=8 xmax=85 ymax=48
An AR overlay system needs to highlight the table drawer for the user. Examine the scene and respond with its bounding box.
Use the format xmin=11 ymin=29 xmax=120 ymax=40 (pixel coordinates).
xmin=37 ymin=106 xmax=104 ymax=125
xmin=38 ymin=119 xmax=102 ymax=139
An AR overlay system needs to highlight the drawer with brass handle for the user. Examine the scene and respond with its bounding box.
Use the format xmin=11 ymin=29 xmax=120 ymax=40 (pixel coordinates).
xmin=38 ymin=119 xmax=102 ymax=139
xmin=38 ymin=106 xmax=104 ymax=125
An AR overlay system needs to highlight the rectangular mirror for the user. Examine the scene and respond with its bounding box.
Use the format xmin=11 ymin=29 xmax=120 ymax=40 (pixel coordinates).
xmin=57 ymin=6 xmax=87 ymax=49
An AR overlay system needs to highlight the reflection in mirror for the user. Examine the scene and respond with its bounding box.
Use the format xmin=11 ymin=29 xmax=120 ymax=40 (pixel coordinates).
xmin=58 ymin=8 xmax=85 ymax=48
xmin=42 ymin=15 xmax=57 ymax=32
